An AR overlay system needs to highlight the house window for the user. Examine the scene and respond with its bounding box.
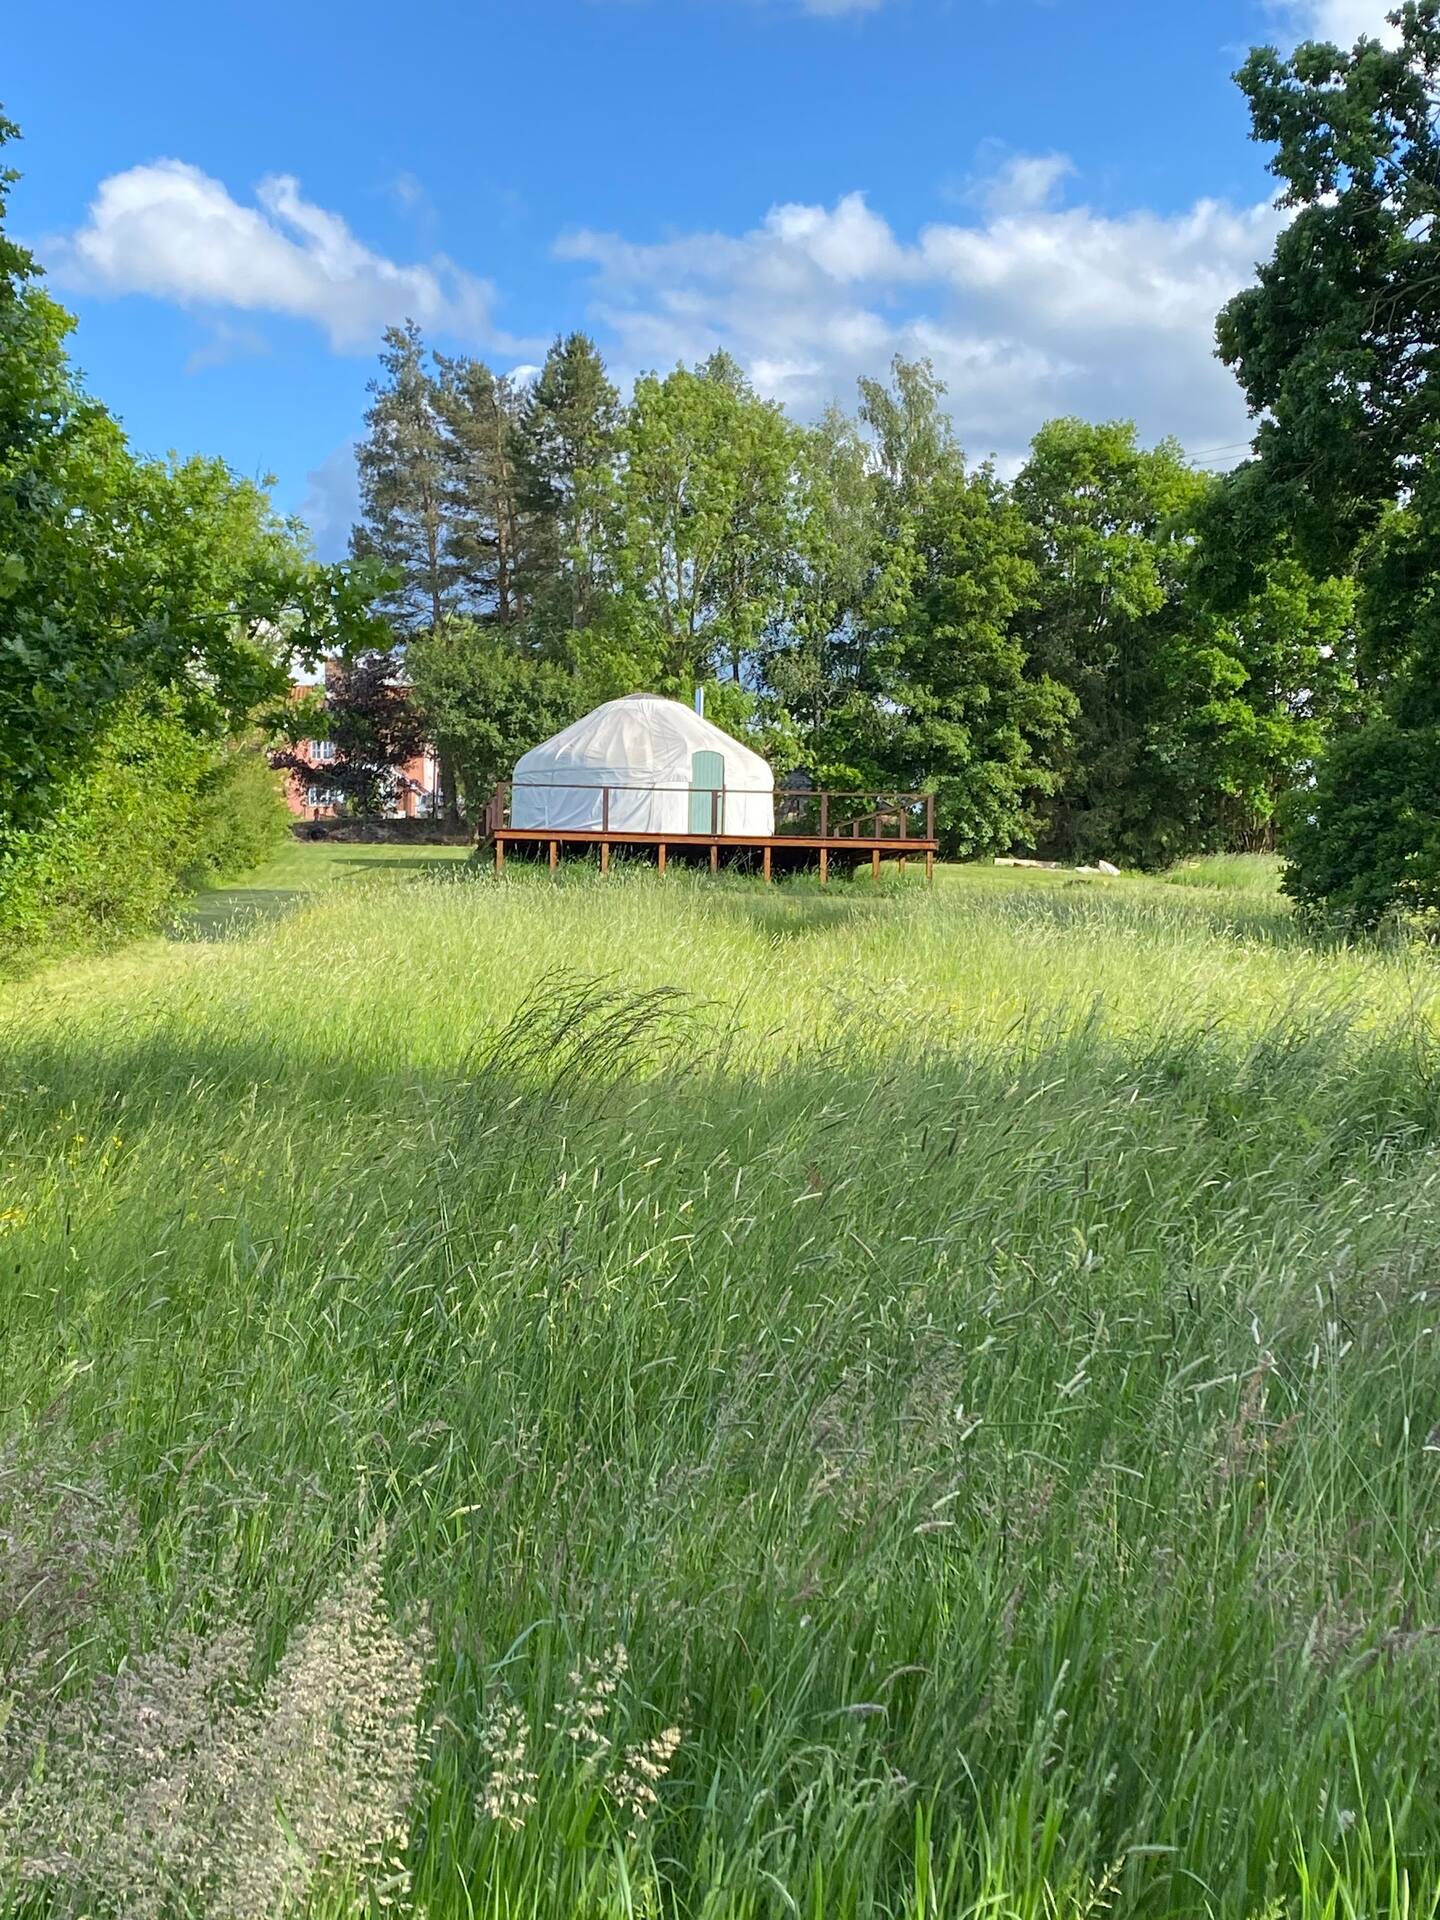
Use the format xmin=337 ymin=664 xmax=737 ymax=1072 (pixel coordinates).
xmin=314 ymin=739 xmax=336 ymax=762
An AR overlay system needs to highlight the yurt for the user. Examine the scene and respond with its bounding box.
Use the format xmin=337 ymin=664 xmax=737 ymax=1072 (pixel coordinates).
xmin=510 ymin=693 xmax=775 ymax=836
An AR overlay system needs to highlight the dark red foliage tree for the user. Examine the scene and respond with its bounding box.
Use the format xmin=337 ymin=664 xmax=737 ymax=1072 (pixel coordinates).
xmin=272 ymin=651 xmax=428 ymax=816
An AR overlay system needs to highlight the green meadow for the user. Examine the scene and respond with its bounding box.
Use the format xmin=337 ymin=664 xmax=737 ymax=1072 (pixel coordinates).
xmin=4 ymin=849 xmax=1440 ymax=1917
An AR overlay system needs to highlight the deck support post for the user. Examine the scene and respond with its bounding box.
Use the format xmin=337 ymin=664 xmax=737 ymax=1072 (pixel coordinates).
xmin=486 ymin=787 xmax=934 ymax=888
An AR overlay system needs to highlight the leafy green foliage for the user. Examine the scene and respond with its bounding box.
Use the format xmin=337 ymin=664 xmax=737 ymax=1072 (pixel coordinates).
xmin=1282 ymin=719 xmax=1440 ymax=927
xmin=351 ymin=317 xmax=1368 ymax=873
xmin=0 ymin=702 xmax=287 ymax=968
xmin=1218 ymin=3 xmax=1440 ymax=575
xmin=762 ymin=408 xmax=878 ymax=781
xmin=183 ymin=746 xmax=292 ymax=886
xmin=764 ymin=362 xmax=1077 ymax=851
xmin=405 ymin=619 xmax=580 ymax=814
xmin=0 ymin=698 xmax=204 ymax=963
xmin=885 ymin=465 xmax=1074 ymax=856
xmin=0 ymin=111 xmax=389 ymax=962
xmin=1014 ymin=419 xmax=1216 ymax=864
xmin=1 ymin=384 xmax=386 ymax=836
xmin=597 ymin=353 xmax=802 ymax=688
xmin=1206 ymin=560 xmax=1362 ymax=847
xmin=1218 ymin=5 xmax=1440 ymax=919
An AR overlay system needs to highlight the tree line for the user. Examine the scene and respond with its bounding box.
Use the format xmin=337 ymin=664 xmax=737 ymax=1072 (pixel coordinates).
xmin=322 ymin=327 xmax=1355 ymax=874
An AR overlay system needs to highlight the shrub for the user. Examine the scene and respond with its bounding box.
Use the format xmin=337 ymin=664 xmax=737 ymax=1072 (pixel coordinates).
xmin=1281 ymin=719 xmax=1440 ymax=929
xmin=0 ymin=702 xmax=289 ymax=971
xmin=184 ymin=744 xmax=291 ymax=888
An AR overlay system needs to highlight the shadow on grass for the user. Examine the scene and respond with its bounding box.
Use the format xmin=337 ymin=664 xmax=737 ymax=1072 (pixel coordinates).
xmin=169 ymin=888 xmax=312 ymax=944
xmin=331 ymin=856 xmax=472 ymax=873
xmin=9 ymin=959 xmax=1440 ymax=1184
xmin=172 ymin=852 xmax=480 ymax=943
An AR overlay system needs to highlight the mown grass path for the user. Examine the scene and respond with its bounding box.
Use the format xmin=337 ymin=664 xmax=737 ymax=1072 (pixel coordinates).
xmin=3 ymin=854 xmax=1439 ymax=1917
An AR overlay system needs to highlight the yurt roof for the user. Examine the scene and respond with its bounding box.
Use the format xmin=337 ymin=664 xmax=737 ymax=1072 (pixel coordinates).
xmin=515 ymin=693 xmax=773 ymax=785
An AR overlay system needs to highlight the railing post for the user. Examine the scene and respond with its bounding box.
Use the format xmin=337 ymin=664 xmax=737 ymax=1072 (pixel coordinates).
xmin=900 ymin=796 xmax=907 ymax=840
xmin=820 ymin=792 xmax=829 ymax=837
xmin=711 ymin=788 xmax=719 ymax=835
xmin=926 ymin=793 xmax=935 ymax=842
xmin=602 ymin=786 xmax=610 ymax=832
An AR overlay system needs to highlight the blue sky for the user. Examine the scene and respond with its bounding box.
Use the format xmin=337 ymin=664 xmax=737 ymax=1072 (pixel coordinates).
xmin=7 ymin=0 xmax=1392 ymax=557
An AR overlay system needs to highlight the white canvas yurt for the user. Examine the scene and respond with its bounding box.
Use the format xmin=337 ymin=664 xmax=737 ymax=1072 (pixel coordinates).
xmin=510 ymin=693 xmax=775 ymax=836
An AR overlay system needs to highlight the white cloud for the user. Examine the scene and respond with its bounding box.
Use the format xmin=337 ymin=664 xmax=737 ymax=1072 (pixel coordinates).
xmin=388 ymin=170 xmax=430 ymax=214
xmin=298 ymin=441 xmax=360 ymax=563
xmin=1269 ymin=0 xmax=1399 ymax=45
xmin=49 ymin=160 xmax=520 ymax=353
xmin=557 ymin=165 xmax=1283 ymax=468
xmin=183 ymin=317 xmax=271 ymax=375
xmin=975 ymin=152 xmax=1075 ymax=217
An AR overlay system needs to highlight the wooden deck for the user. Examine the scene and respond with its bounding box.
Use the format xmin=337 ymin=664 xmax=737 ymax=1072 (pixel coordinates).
xmin=482 ymin=784 xmax=938 ymax=884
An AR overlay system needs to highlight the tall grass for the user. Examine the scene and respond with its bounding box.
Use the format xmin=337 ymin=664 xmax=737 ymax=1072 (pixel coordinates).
xmin=2 ymin=861 xmax=1439 ymax=1916
xmin=1161 ymin=852 xmax=1284 ymax=894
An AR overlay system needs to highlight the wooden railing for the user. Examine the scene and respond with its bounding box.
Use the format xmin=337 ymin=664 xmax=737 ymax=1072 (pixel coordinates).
xmin=484 ymin=783 xmax=935 ymax=842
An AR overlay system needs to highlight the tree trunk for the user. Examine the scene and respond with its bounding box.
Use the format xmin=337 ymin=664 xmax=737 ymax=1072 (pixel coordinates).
xmin=439 ymin=745 xmax=461 ymax=831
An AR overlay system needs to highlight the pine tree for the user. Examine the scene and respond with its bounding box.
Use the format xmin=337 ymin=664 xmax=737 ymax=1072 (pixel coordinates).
xmin=434 ymin=355 xmax=526 ymax=630
xmin=515 ymin=333 xmax=621 ymax=641
xmin=350 ymin=322 xmax=450 ymax=633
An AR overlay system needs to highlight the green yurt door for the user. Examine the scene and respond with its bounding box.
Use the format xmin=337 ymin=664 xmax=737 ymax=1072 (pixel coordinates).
xmin=689 ymin=750 xmax=725 ymax=834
